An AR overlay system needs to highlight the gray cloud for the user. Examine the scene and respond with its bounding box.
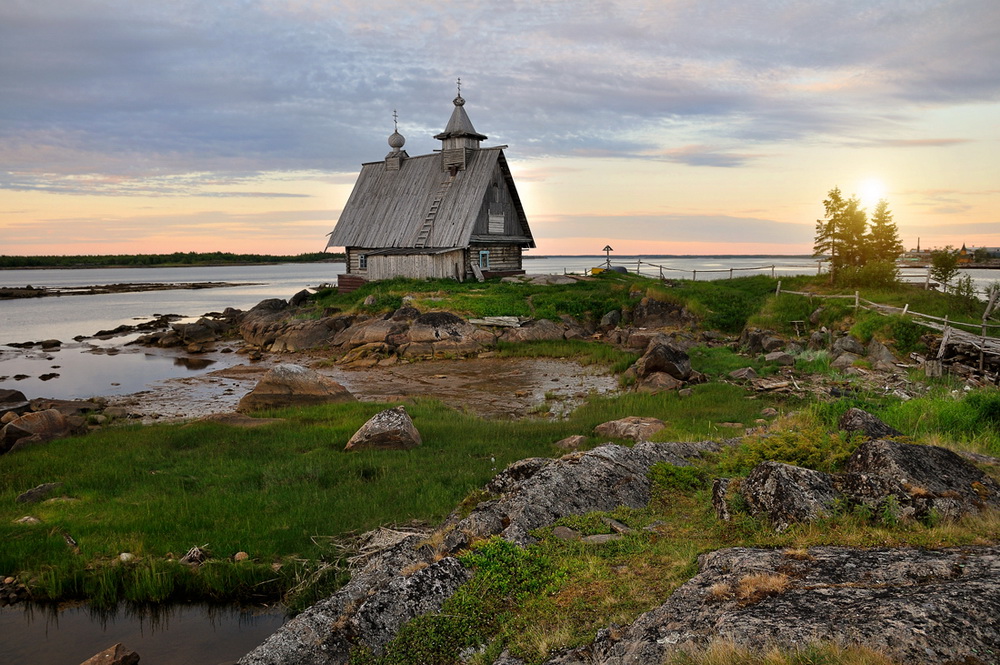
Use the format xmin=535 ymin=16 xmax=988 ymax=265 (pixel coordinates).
xmin=1 ymin=0 xmax=998 ymax=193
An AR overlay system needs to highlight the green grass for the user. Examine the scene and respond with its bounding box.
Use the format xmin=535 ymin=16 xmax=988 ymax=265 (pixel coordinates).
xmin=494 ymin=339 xmax=639 ymax=373
xmin=0 ymin=382 xmax=785 ymax=607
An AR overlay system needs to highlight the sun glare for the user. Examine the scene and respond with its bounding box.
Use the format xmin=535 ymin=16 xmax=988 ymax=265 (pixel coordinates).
xmin=858 ymin=178 xmax=886 ymax=210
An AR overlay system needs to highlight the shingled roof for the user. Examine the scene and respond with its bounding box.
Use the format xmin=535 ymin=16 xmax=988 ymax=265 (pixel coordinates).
xmin=326 ymin=146 xmax=533 ymax=251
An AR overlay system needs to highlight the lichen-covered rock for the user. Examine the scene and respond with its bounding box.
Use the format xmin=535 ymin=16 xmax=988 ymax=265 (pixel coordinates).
xmin=499 ymin=319 xmax=566 ymax=343
xmin=846 ymin=438 xmax=1000 ymax=518
xmin=635 ymin=372 xmax=684 ymax=393
xmin=741 ymin=461 xmax=838 ymax=531
xmin=593 ymin=416 xmax=666 ymax=442
xmin=344 ymin=406 xmax=421 ymax=451
xmin=237 ymin=364 xmax=355 ymax=412
xmin=838 ymin=407 xmax=903 ymax=440
xmin=832 ymin=334 xmax=865 ymax=356
xmin=543 ymin=546 xmax=1000 ymax=665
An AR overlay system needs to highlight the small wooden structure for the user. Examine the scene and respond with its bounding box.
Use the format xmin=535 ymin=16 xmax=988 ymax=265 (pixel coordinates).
xmin=326 ymin=88 xmax=534 ymax=288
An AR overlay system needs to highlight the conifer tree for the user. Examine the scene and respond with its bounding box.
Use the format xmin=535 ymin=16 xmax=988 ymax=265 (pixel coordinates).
xmin=813 ymin=186 xmax=868 ymax=277
xmin=867 ymin=199 xmax=904 ymax=262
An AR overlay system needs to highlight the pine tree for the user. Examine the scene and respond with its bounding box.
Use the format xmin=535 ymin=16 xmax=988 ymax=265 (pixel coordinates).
xmin=813 ymin=187 xmax=868 ymax=277
xmin=867 ymin=199 xmax=904 ymax=262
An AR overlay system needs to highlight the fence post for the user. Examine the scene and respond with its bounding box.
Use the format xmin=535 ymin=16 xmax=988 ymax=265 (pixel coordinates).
xmin=902 ymin=304 xmax=909 ymax=315
xmin=771 ymin=265 xmax=775 ymax=278
xmin=729 ymin=268 xmax=734 ymax=279
xmin=776 ymin=280 xmax=782 ymax=296
xmin=659 ymin=266 xmax=663 ymax=279
xmin=925 ymin=267 xmax=931 ymax=289
xmin=637 ymin=259 xmax=641 ymax=275
xmin=692 ymin=270 xmax=697 ymax=280
xmin=854 ymin=291 xmax=859 ymax=310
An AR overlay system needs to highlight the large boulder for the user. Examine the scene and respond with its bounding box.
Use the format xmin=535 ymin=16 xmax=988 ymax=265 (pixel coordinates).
xmin=237 ymin=365 xmax=355 ymax=412
xmin=344 ymin=406 xmax=421 ymax=451
xmin=633 ymin=337 xmax=691 ymax=380
xmin=593 ymin=416 xmax=666 ymax=442
xmin=832 ymin=334 xmax=865 ymax=356
xmin=740 ymin=461 xmax=839 ymax=531
xmin=1 ymin=409 xmax=74 ymax=454
xmin=845 ymin=438 xmax=1000 ymax=519
xmin=545 ymin=545 xmax=1000 ymax=665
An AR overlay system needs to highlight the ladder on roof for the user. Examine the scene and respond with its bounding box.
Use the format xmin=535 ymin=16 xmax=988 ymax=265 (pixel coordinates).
xmin=414 ymin=179 xmax=454 ymax=248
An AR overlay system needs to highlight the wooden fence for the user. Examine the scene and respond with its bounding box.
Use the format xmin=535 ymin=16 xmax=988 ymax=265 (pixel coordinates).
xmin=775 ymin=281 xmax=1000 ymax=370
xmin=598 ymin=259 xmax=824 ymax=281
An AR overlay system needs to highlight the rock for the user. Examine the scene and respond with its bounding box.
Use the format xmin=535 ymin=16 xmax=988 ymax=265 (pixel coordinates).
xmin=807 ymin=330 xmax=828 ymax=350
xmin=631 ymin=297 xmax=693 ymax=328
xmin=593 ymin=416 xmax=666 ymax=442
xmin=711 ymin=478 xmax=736 ymax=522
xmin=867 ymin=339 xmax=899 ymax=370
xmin=469 ymin=315 xmax=523 ymax=327
xmin=728 ymin=367 xmax=758 ymax=380
xmin=1 ymin=409 xmax=73 ymax=453
xmin=599 ymin=310 xmax=621 ymax=329
xmin=344 ymin=406 xmax=421 ymax=451
xmin=78 ymin=642 xmax=140 ymax=665
xmin=0 ymin=389 xmax=27 ymax=403
xmin=830 ymin=351 xmax=861 ymax=370
xmin=837 ymin=408 xmax=903 ymax=440
xmin=740 ymin=328 xmax=784 ymax=354
xmin=633 ymin=337 xmax=691 ymax=380
xmin=580 ymin=534 xmax=622 ymax=544
xmin=845 ymin=438 xmax=1000 ymax=519
xmin=741 ymin=461 xmax=839 ymax=531
xmin=636 ymin=372 xmax=685 ymax=393
xmin=763 ymin=351 xmax=794 ymax=366
xmin=14 ymin=515 xmax=41 ymax=524
xmin=551 ymin=526 xmax=582 ymax=541
xmin=234 ymin=551 xmax=250 ymax=562
xmin=499 ymin=319 xmax=565 ymax=343
xmin=760 ymin=407 xmax=778 ymax=417
xmin=545 ymin=545 xmax=1000 ymax=665
xmin=553 ymin=435 xmax=587 ymax=451
xmin=28 ymin=399 xmax=99 ymax=416
xmin=808 ymin=306 xmax=824 ymax=325
xmin=119 ymin=552 xmax=134 ymax=563
xmin=16 ymin=482 xmax=63 ymax=504
xmin=390 ymin=306 xmax=421 ymax=321
xmin=363 ymin=295 xmax=377 ymax=305
xmin=832 ymin=334 xmax=865 ymax=356
xmin=237 ymin=364 xmax=355 ymax=412
xmin=289 ymin=289 xmax=312 ymax=307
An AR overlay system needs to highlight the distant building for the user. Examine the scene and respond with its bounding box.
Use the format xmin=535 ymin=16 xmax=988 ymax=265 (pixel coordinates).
xmin=326 ymin=88 xmax=534 ymax=290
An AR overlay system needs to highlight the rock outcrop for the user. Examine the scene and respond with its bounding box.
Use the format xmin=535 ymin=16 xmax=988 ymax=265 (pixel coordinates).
xmin=719 ymin=439 xmax=1000 ymax=530
xmin=544 ymin=545 xmax=1000 ymax=665
xmin=239 ymin=440 xmax=719 ymax=665
xmin=593 ymin=417 xmax=666 ymax=442
xmin=236 ymin=364 xmax=355 ymax=412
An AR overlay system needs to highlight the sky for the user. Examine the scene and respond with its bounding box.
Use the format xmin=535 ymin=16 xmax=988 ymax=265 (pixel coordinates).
xmin=1 ymin=0 xmax=998 ymax=257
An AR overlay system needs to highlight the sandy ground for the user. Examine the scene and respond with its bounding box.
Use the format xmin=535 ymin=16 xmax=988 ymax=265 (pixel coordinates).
xmin=105 ymin=347 xmax=620 ymax=422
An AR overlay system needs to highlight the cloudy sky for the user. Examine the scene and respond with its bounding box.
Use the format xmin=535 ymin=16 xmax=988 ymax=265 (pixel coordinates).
xmin=2 ymin=0 xmax=998 ymax=256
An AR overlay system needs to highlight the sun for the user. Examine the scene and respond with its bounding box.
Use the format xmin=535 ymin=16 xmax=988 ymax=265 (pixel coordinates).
xmin=858 ymin=178 xmax=887 ymax=210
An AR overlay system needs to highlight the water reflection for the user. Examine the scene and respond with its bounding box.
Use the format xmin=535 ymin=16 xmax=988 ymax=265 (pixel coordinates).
xmin=1 ymin=602 xmax=286 ymax=665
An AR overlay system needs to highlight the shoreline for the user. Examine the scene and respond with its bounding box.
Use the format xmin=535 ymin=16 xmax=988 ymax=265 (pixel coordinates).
xmin=0 ymin=281 xmax=256 ymax=300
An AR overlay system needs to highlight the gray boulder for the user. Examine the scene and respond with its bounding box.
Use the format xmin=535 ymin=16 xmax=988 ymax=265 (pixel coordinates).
xmin=633 ymin=337 xmax=691 ymax=380
xmin=832 ymin=334 xmax=865 ymax=356
xmin=237 ymin=364 xmax=355 ymax=412
xmin=344 ymin=406 xmax=422 ymax=451
xmin=763 ymin=351 xmax=794 ymax=366
xmin=1 ymin=409 xmax=73 ymax=454
xmin=741 ymin=461 xmax=839 ymax=531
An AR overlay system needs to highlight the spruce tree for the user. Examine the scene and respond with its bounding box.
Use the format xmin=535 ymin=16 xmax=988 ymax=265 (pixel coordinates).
xmin=867 ymin=199 xmax=904 ymax=262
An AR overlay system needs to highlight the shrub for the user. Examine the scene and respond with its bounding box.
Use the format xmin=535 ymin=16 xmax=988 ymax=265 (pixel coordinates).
xmin=650 ymin=463 xmax=709 ymax=493
xmin=835 ymin=261 xmax=900 ymax=289
xmin=717 ymin=426 xmax=861 ymax=475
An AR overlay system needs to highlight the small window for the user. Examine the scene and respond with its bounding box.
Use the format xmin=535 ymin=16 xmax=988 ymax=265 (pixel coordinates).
xmin=358 ymin=253 xmax=368 ymax=270
xmin=478 ymin=250 xmax=490 ymax=270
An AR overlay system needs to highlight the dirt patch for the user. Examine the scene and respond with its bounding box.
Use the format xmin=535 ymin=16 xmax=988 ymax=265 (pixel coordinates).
xmin=108 ymin=354 xmax=620 ymax=422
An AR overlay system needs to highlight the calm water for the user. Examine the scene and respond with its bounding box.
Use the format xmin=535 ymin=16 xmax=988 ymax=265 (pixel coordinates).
xmin=0 ymin=603 xmax=286 ymax=665
xmin=2 ymin=256 xmax=993 ymax=401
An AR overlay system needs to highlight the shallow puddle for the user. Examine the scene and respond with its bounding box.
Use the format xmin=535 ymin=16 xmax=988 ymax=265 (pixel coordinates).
xmin=0 ymin=603 xmax=286 ymax=665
